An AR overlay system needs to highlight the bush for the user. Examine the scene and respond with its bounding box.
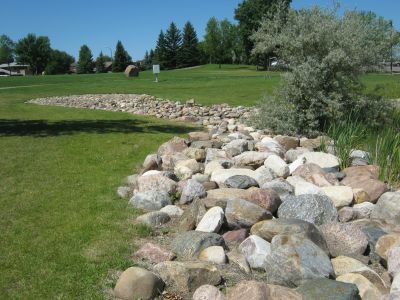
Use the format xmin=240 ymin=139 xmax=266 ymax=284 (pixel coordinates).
xmin=252 ymin=4 xmax=396 ymax=135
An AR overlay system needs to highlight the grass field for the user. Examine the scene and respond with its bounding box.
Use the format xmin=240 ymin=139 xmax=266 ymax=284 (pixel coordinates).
xmin=1 ymin=64 xmax=399 ymax=106
xmin=0 ymin=64 xmax=399 ymax=299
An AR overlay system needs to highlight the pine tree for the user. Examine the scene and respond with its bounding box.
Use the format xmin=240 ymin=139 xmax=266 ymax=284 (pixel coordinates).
xmin=180 ymin=21 xmax=200 ymax=68
xmin=164 ymin=22 xmax=182 ymax=69
xmin=149 ymin=49 xmax=155 ymax=65
xmin=77 ymin=44 xmax=94 ymax=74
xmin=154 ymin=30 xmax=166 ymax=68
xmin=95 ymin=51 xmax=106 ymax=73
xmin=112 ymin=41 xmax=132 ymax=72
xmin=143 ymin=50 xmax=151 ymax=69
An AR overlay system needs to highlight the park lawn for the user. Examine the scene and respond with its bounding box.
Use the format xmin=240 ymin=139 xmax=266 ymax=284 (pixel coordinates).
xmin=0 ymin=64 xmax=399 ymax=299
xmin=0 ymin=64 xmax=399 ymax=107
xmin=0 ymin=86 xmax=194 ymax=299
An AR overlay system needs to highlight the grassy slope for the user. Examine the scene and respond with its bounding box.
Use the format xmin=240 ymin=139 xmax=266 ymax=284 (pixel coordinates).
xmin=0 ymin=64 xmax=399 ymax=299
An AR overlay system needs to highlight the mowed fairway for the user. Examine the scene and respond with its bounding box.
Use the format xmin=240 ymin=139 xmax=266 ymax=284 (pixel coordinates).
xmin=0 ymin=64 xmax=399 ymax=299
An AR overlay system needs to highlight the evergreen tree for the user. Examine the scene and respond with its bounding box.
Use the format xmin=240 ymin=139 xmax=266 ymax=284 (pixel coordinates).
xmin=180 ymin=21 xmax=200 ymax=67
xmin=154 ymin=30 xmax=167 ymax=68
xmin=95 ymin=51 xmax=106 ymax=73
xmin=164 ymin=22 xmax=182 ymax=69
xmin=45 ymin=49 xmax=74 ymax=75
xmin=149 ymin=49 xmax=155 ymax=65
xmin=113 ymin=41 xmax=132 ymax=72
xmin=143 ymin=50 xmax=151 ymax=69
xmin=77 ymin=44 xmax=94 ymax=74
xmin=15 ymin=33 xmax=51 ymax=74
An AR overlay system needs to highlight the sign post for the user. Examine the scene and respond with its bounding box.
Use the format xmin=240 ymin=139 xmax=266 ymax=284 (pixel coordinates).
xmin=153 ymin=65 xmax=160 ymax=82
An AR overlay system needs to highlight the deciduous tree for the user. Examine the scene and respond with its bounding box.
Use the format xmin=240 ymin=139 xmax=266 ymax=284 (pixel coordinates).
xmin=45 ymin=49 xmax=74 ymax=75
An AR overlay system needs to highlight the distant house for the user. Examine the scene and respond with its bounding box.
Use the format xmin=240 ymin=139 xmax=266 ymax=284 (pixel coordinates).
xmin=0 ymin=62 xmax=30 ymax=76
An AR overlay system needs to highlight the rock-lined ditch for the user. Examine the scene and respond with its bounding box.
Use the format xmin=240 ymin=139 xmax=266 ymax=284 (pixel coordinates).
xmin=29 ymin=95 xmax=400 ymax=299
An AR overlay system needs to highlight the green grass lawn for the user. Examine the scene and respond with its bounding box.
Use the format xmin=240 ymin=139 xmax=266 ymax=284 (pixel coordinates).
xmin=1 ymin=64 xmax=399 ymax=107
xmin=0 ymin=64 xmax=399 ymax=299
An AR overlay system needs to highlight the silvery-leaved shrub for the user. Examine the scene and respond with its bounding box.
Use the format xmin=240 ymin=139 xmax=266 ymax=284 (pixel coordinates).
xmin=251 ymin=3 xmax=397 ymax=135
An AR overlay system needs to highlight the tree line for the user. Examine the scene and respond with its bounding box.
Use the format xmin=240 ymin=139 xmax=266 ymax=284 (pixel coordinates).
xmin=0 ymin=34 xmax=133 ymax=75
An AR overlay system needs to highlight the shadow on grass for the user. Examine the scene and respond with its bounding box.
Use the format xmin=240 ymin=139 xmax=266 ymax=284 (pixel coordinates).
xmin=0 ymin=119 xmax=193 ymax=137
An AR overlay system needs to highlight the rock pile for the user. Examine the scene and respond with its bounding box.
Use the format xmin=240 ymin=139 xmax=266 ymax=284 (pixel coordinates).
xmin=28 ymin=94 xmax=255 ymax=125
xmin=114 ymin=122 xmax=400 ymax=299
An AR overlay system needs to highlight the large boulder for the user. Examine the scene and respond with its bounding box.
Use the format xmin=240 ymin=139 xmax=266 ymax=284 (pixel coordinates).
xmin=193 ymin=285 xmax=225 ymax=300
xmin=321 ymin=186 xmax=354 ymax=209
xmin=254 ymin=166 xmax=278 ymax=186
xmin=226 ymin=280 xmax=302 ymax=300
xmin=249 ymin=188 xmax=282 ymax=213
xmin=296 ymin=278 xmax=360 ymax=300
xmin=142 ymin=153 xmax=161 ymax=172
xmin=196 ymin=206 xmax=225 ymax=233
xmin=261 ymin=178 xmax=294 ymax=198
xmin=174 ymin=158 xmax=201 ymax=180
xmin=278 ymin=194 xmax=338 ymax=225
xmin=233 ymin=151 xmax=271 ymax=168
xmin=158 ymin=136 xmax=187 ymax=156
xmin=222 ymin=139 xmax=249 ymax=156
xmin=136 ymin=211 xmax=170 ymax=228
xmin=153 ymin=261 xmax=221 ymax=295
xmin=129 ymin=190 xmax=171 ymax=211
xmin=290 ymin=152 xmax=340 ymax=173
xmin=375 ymin=233 xmax=400 ymax=263
xmin=172 ymin=231 xmax=225 ymax=259
xmin=274 ymin=135 xmax=299 ymax=151
xmin=292 ymin=163 xmax=338 ymax=187
xmin=225 ymin=175 xmax=259 ymax=189
xmin=263 ymin=234 xmax=334 ymax=287
xmin=319 ymin=223 xmax=369 ymax=257
xmin=371 ymin=192 xmax=400 ymax=224
xmin=114 ymin=267 xmax=164 ymax=300
xmin=264 ymin=155 xmax=289 ymax=178
xmin=180 ymin=179 xmax=207 ymax=204
xmin=211 ymin=168 xmax=259 ymax=187
xmin=336 ymin=273 xmax=382 ymax=300
xmin=199 ymin=246 xmax=227 ymax=264
xmin=183 ymin=147 xmax=206 ymax=162
xmin=238 ymin=235 xmax=271 ymax=269
xmin=137 ymin=174 xmax=177 ymax=195
xmin=251 ymin=218 xmax=328 ymax=254
xmin=225 ymin=198 xmax=272 ymax=229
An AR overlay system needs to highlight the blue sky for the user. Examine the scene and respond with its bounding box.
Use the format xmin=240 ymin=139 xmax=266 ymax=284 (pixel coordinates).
xmin=2 ymin=0 xmax=399 ymax=61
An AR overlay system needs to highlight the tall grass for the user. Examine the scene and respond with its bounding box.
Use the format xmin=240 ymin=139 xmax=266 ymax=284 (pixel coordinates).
xmin=326 ymin=113 xmax=400 ymax=186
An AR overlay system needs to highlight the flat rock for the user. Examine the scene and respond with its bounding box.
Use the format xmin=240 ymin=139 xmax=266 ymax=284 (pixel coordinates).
xmin=188 ymin=131 xmax=209 ymax=142
xmin=278 ymin=194 xmax=338 ymax=225
xmin=225 ymin=198 xmax=272 ymax=229
xmin=239 ymin=235 xmax=271 ymax=269
xmin=225 ymin=175 xmax=259 ymax=189
xmin=180 ymin=179 xmax=207 ymax=204
xmin=136 ymin=211 xmax=170 ymax=228
xmin=261 ymin=179 xmax=294 ymax=198
xmin=206 ymin=188 xmax=251 ymax=201
xmin=285 ymin=147 xmax=310 ymax=163
xmin=153 ymin=261 xmax=221 ymax=295
xmin=319 ymin=223 xmax=369 ymax=257
xmin=251 ymin=218 xmax=328 ymax=254
xmin=336 ymin=273 xmax=382 ymax=300
xmin=296 ymin=278 xmax=360 ymax=300
xmin=233 ymin=151 xmax=271 ymax=168
xmin=264 ymin=234 xmax=334 ymax=287
xmin=134 ymin=243 xmax=176 ymax=263
xmin=114 ymin=267 xmax=164 ymax=300
xmin=292 ymin=152 xmax=340 ymax=173
xmin=199 ymin=246 xmax=227 ymax=264
xmin=129 ymin=190 xmax=171 ymax=211
xmin=172 ymin=231 xmax=225 ymax=259
xmin=371 ymin=192 xmax=400 ymax=224
xmin=196 ymin=206 xmax=225 ymax=233
xmin=264 ymin=154 xmax=289 ymax=178
xmin=193 ymin=285 xmax=225 ymax=300
xmin=227 ymin=280 xmax=302 ymax=300
xmin=321 ymin=186 xmax=354 ymax=208
xmin=294 ymin=181 xmax=325 ymax=196
xmin=274 ymin=135 xmax=299 ymax=151
xmin=292 ymin=163 xmax=337 ymax=187
xmin=160 ymin=205 xmax=183 ymax=217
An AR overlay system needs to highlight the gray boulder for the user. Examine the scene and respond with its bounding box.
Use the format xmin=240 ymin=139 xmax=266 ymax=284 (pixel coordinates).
xmin=129 ymin=190 xmax=171 ymax=210
xmin=264 ymin=234 xmax=334 ymax=287
xmin=225 ymin=175 xmax=259 ymax=189
xmin=180 ymin=179 xmax=207 ymax=204
xmin=136 ymin=211 xmax=171 ymax=228
xmin=172 ymin=231 xmax=225 ymax=259
xmin=278 ymin=194 xmax=338 ymax=225
xmin=296 ymin=278 xmax=360 ymax=300
xmin=225 ymin=198 xmax=272 ymax=229
xmin=261 ymin=178 xmax=294 ymax=198
xmin=371 ymin=192 xmax=400 ymax=224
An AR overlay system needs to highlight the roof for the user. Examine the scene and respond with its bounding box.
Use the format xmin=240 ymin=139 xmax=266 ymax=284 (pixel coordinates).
xmin=0 ymin=62 xmax=29 ymax=68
